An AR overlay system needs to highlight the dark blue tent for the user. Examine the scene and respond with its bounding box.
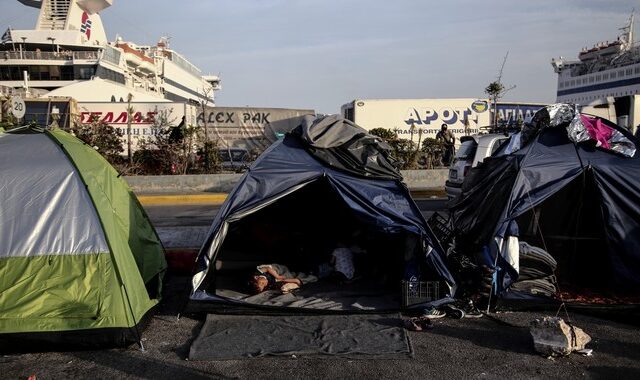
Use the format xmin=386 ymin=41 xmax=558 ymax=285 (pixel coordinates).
xmin=190 ymin=116 xmax=454 ymax=311
xmin=450 ymin=104 xmax=640 ymax=298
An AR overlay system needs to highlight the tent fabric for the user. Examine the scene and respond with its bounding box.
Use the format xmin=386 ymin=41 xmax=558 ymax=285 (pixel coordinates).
xmin=450 ymin=105 xmax=640 ymax=292
xmin=191 ymin=116 xmax=454 ymax=306
xmin=0 ymin=133 xmax=109 ymax=257
xmin=0 ymin=127 xmax=166 ymax=344
xmin=292 ymin=115 xmax=402 ymax=180
xmin=51 ymin=129 xmax=167 ymax=292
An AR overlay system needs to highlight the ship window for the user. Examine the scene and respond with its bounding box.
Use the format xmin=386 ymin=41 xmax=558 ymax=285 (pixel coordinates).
xmin=611 ymin=72 xmax=617 ymax=79
xmin=95 ymin=66 xmax=125 ymax=84
xmin=596 ymin=75 xmax=601 ymax=81
xmin=619 ymin=70 xmax=625 ymax=77
xmin=626 ymin=69 xmax=632 ymax=76
xmin=635 ymin=67 xmax=640 ymax=74
xmin=9 ymin=66 xmax=21 ymax=80
xmin=589 ymin=77 xmax=595 ymax=83
xmin=40 ymin=66 xmax=50 ymax=80
xmin=61 ymin=66 xmax=74 ymax=80
xmin=49 ymin=66 xmax=61 ymax=80
xmin=571 ymin=80 xmax=576 ymax=86
xmin=0 ymin=67 xmax=9 ymax=80
xmin=603 ymin=73 xmax=609 ymax=80
xmin=28 ymin=66 xmax=43 ymax=80
xmin=102 ymin=46 xmax=122 ymax=66
xmin=77 ymin=66 xmax=95 ymax=80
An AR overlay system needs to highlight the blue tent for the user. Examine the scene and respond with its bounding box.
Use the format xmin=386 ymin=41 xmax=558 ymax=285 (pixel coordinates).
xmin=190 ymin=116 xmax=454 ymax=311
xmin=450 ymin=104 xmax=640 ymax=298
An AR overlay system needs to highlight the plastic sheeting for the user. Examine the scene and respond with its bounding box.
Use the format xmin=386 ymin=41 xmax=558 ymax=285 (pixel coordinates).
xmin=567 ymin=114 xmax=636 ymax=157
xmin=0 ymin=133 xmax=109 ymax=257
xmin=293 ymin=115 xmax=402 ymax=180
xmin=520 ymin=104 xmax=576 ymax=147
xmin=497 ymin=131 xmax=522 ymax=156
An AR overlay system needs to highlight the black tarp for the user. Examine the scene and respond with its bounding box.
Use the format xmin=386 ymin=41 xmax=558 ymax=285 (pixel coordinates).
xmin=293 ymin=115 xmax=402 ymax=180
xmin=190 ymin=115 xmax=455 ymax=310
xmin=450 ymin=105 xmax=640 ymax=292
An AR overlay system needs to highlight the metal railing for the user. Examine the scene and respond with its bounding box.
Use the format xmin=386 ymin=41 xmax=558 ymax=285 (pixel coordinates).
xmin=2 ymin=50 xmax=100 ymax=61
xmin=1 ymin=112 xmax=72 ymax=130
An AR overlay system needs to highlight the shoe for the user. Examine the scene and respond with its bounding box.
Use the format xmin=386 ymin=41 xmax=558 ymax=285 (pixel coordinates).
xmin=417 ymin=317 xmax=433 ymax=330
xmin=460 ymin=300 xmax=483 ymax=318
xmin=420 ymin=308 xmax=446 ymax=319
xmin=464 ymin=309 xmax=483 ymax=318
xmin=442 ymin=305 xmax=465 ymax=319
xmin=404 ymin=317 xmax=434 ymax=331
xmin=404 ymin=318 xmax=423 ymax=331
xmin=280 ymin=283 xmax=300 ymax=294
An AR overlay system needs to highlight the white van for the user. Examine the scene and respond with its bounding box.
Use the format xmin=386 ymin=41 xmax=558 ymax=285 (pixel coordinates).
xmin=445 ymin=133 xmax=510 ymax=199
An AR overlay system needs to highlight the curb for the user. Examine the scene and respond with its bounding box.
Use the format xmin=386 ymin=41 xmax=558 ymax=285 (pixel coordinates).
xmin=136 ymin=188 xmax=447 ymax=206
xmin=137 ymin=193 xmax=227 ymax=205
xmin=410 ymin=189 xmax=447 ymax=198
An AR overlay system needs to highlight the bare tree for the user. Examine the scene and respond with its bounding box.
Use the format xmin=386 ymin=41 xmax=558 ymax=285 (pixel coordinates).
xmin=126 ymin=93 xmax=133 ymax=162
xmin=485 ymin=52 xmax=516 ymax=126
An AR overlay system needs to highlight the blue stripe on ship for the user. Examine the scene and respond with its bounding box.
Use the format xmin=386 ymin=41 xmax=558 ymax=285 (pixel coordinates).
xmin=557 ymin=76 xmax=640 ymax=96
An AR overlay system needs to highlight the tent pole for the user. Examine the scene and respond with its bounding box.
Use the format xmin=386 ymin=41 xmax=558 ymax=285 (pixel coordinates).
xmin=486 ymin=241 xmax=501 ymax=314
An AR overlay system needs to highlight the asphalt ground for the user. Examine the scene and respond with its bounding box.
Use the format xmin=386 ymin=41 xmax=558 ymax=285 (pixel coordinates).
xmin=3 ymin=193 xmax=640 ymax=379
xmin=3 ymin=274 xmax=639 ymax=379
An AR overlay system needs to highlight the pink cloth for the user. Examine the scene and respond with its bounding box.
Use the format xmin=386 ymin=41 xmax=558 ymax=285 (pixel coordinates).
xmin=579 ymin=115 xmax=614 ymax=149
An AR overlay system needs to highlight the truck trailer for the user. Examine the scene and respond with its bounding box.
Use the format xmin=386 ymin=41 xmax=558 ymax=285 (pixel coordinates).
xmin=341 ymin=98 xmax=492 ymax=145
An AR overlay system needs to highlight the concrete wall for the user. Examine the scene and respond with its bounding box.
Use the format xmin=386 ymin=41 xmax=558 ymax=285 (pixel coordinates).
xmin=124 ymin=169 xmax=449 ymax=194
xmin=401 ymin=169 xmax=448 ymax=191
xmin=125 ymin=173 xmax=243 ymax=194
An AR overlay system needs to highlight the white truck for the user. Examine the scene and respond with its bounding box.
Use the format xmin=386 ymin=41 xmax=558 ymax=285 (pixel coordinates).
xmin=340 ymin=98 xmax=492 ymax=146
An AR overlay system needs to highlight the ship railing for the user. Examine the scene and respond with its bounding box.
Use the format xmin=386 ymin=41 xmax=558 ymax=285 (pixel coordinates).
xmin=2 ymin=50 xmax=100 ymax=61
xmin=0 ymin=85 xmax=16 ymax=96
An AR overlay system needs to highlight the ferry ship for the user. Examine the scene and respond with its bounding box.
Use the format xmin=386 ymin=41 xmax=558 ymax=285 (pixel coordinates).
xmin=0 ymin=0 xmax=221 ymax=104
xmin=551 ymin=13 xmax=640 ymax=129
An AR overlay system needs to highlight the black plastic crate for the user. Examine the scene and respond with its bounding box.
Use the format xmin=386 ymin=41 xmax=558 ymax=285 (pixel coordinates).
xmin=401 ymin=280 xmax=440 ymax=307
xmin=427 ymin=212 xmax=453 ymax=247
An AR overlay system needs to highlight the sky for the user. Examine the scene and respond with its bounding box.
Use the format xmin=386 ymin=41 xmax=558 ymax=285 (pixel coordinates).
xmin=1 ymin=0 xmax=637 ymax=114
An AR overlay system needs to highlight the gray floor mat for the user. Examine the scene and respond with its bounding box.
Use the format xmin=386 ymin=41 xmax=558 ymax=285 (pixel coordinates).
xmin=189 ymin=313 xmax=412 ymax=360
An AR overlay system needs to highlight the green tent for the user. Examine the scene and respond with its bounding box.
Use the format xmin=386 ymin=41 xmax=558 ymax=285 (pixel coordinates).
xmin=0 ymin=126 xmax=167 ymax=347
